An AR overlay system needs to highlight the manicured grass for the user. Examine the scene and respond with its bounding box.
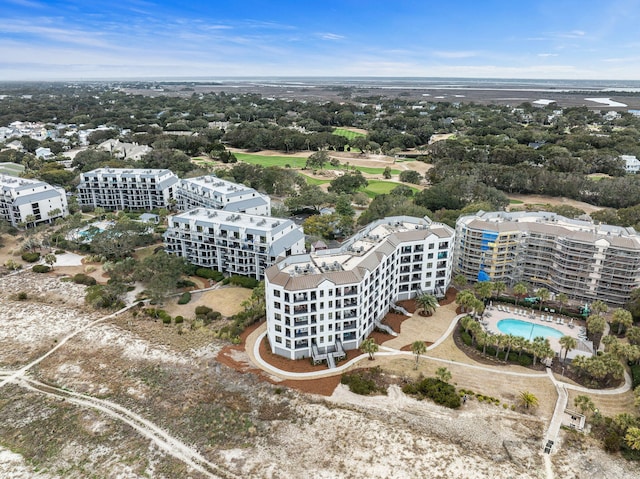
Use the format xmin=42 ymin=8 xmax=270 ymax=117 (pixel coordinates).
xmin=354 ymin=166 xmax=402 ymax=175
xmin=360 ymin=180 xmax=418 ymax=198
xmin=588 ymin=174 xmax=608 ymax=182
xmin=509 ymin=199 xmax=524 ymax=204
xmin=333 ymin=128 xmax=366 ymax=140
xmin=233 ymin=153 xmax=308 ymax=168
xmin=301 ymin=175 xmax=330 ymax=186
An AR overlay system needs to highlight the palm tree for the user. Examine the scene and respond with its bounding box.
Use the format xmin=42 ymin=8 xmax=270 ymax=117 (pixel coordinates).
xmin=478 ymin=331 xmax=491 ymax=356
xmin=415 ymin=292 xmax=438 ymax=316
xmin=625 ymin=427 xmax=640 ymax=451
xmin=612 ymin=308 xmax=633 ymax=336
xmin=503 ymin=334 xmax=516 ymax=362
xmin=411 ymin=340 xmax=427 ymax=369
xmin=530 ymin=336 xmax=549 ymax=366
xmin=494 ymin=334 xmax=505 ymax=359
xmin=455 ymin=290 xmax=477 ymax=312
xmin=535 ymin=287 xmax=550 ymax=312
xmin=492 ymin=281 xmax=506 ymax=299
xmin=590 ymin=300 xmax=609 ymax=317
xmin=513 ymin=282 xmax=528 ymax=306
xmin=602 ymin=334 xmax=618 ymax=353
xmin=360 ymin=338 xmax=378 ymax=360
xmin=571 ymin=355 xmax=589 ymax=377
xmin=435 ymin=367 xmax=452 ymax=383
xmin=586 ymin=314 xmax=607 ymax=354
xmin=573 ymin=395 xmax=595 ymax=416
xmin=518 ymin=390 xmax=539 ymax=410
xmin=474 ymin=281 xmax=493 ymax=303
xmin=556 ymin=293 xmax=568 ymax=314
xmin=559 ymin=335 xmax=577 ymax=363
xmin=453 ymin=274 xmax=468 ymax=290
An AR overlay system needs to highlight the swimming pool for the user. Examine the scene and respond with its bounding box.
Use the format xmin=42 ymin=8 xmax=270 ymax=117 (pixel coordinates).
xmin=497 ymin=319 xmax=565 ymax=341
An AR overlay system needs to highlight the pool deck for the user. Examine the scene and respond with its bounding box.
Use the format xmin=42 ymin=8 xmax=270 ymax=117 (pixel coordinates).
xmin=482 ymin=303 xmax=594 ymax=358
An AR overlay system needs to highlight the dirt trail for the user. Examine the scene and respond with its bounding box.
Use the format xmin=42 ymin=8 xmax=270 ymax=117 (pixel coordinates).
xmin=15 ymin=377 xmax=231 ymax=479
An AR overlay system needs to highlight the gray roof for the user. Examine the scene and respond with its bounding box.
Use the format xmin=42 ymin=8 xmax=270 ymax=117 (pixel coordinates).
xmin=268 ymin=228 xmax=305 ymax=256
xmin=13 ymin=189 xmax=62 ymax=206
xmin=221 ymin=196 xmax=269 ymax=212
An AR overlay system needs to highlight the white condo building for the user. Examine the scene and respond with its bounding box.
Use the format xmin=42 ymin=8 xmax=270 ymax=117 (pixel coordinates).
xmin=76 ymin=168 xmax=179 ymax=211
xmin=265 ymin=216 xmax=454 ymax=361
xmin=176 ymin=175 xmax=270 ymax=215
xmin=164 ymin=208 xmax=305 ymax=279
xmin=0 ymin=175 xmax=68 ymax=227
xmin=454 ymin=211 xmax=640 ymax=306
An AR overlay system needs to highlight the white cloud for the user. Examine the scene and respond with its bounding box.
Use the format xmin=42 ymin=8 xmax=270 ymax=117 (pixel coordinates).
xmin=537 ymin=53 xmax=559 ymax=57
xmin=318 ymin=33 xmax=344 ymax=40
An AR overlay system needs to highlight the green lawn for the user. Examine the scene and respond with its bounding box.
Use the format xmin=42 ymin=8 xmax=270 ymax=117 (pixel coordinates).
xmin=509 ymin=199 xmax=524 ymax=204
xmin=301 ymin=175 xmax=330 ymax=186
xmin=333 ymin=128 xmax=366 ymax=140
xmin=360 ymin=180 xmax=418 ymax=198
xmin=233 ymin=153 xmax=308 ymax=168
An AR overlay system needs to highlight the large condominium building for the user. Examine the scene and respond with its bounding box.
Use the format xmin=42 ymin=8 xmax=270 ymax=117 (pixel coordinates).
xmin=163 ymin=208 xmax=305 ymax=279
xmin=76 ymin=168 xmax=179 ymax=211
xmin=176 ymin=175 xmax=270 ymax=215
xmin=0 ymin=175 xmax=68 ymax=227
xmin=265 ymin=216 xmax=454 ymax=361
xmin=454 ymin=211 xmax=640 ymax=306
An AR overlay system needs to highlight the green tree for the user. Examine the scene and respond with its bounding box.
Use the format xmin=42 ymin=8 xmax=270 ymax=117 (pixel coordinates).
xmin=611 ymin=308 xmax=633 ymax=335
xmin=586 ymin=314 xmax=607 ymax=354
xmin=382 ymin=166 xmax=392 ymax=179
xmin=360 ymin=337 xmax=378 ymax=360
xmin=398 ymin=170 xmax=422 ymax=184
xmin=559 ymin=335 xmax=577 ymax=363
xmin=328 ymin=171 xmax=368 ymax=194
xmin=535 ymin=287 xmax=550 ymax=311
xmin=512 ymin=282 xmax=528 ymax=306
xmin=411 ymin=340 xmax=427 ymax=369
xmin=518 ymin=390 xmax=539 ymax=410
xmin=492 ymin=281 xmax=506 ymax=299
xmin=416 ymin=292 xmax=438 ymax=316
xmin=455 ymin=290 xmax=477 ymax=312
xmin=473 ymin=281 xmax=493 ymax=303
xmin=285 ymin=184 xmax=334 ymax=214
xmin=556 ymin=293 xmax=569 ymax=314
xmin=453 ymin=274 xmax=468 ymax=290
xmin=44 ymin=253 xmax=57 ymax=270
xmin=305 ymin=150 xmax=329 ymax=170
xmin=134 ymin=251 xmax=189 ymax=305
xmin=590 ymin=300 xmax=609 ymax=317
xmin=435 ymin=367 xmax=452 ymax=383
xmin=574 ymin=395 xmax=595 ymax=416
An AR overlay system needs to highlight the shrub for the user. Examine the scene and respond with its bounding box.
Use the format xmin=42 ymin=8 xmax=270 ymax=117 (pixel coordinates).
xmin=195 ymin=268 xmax=224 ymax=281
xmin=174 ymin=315 xmax=184 ymax=324
xmin=205 ymin=310 xmax=222 ymax=325
xmin=17 ymin=291 xmax=28 ymax=301
xmin=341 ymin=368 xmax=386 ymax=396
xmin=177 ymin=292 xmax=192 ymax=305
xmin=460 ymin=330 xmax=472 ymax=346
xmin=630 ymin=364 xmax=640 ymax=389
xmin=73 ymin=273 xmax=97 ymax=286
xmin=402 ymin=377 xmax=461 ymax=409
xmin=176 ymin=279 xmax=196 ymax=288
xmin=517 ymin=355 xmax=533 ymax=367
xmin=21 ymin=252 xmax=40 ymax=262
xmin=195 ymin=305 xmax=213 ymax=316
xmin=162 ymin=315 xmax=172 ymax=325
xmin=32 ymin=264 xmax=51 ymax=273
xmin=228 ymin=275 xmax=259 ymax=289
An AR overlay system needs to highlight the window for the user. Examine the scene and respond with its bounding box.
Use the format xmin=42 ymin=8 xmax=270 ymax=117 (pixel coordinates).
xmin=275 ymin=336 xmax=282 ymax=343
xmin=275 ymin=325 xmax=281 ymax=332
xmin=274 ymin=290 xmax=280 ymax=297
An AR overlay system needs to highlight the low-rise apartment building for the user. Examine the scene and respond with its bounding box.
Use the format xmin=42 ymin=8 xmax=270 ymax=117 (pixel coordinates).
xmin=176 ymin=175 xmax=270 ymax=215
xmin=76 ymin=168 xmax=179 ymax=211
xmin=0 ymin=175 xmax=68 ymax=227
xmin=265 ymin=216 xmax=454 ymax=360
xmin=454 ymin=211 xmax=640 ymax=306
xmin=163 ymin=208 xmax=305 ymax=279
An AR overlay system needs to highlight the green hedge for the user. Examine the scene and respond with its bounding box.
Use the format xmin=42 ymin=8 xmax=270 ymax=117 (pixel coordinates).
xmin=177 ymin=292 xmax=192 ymax=304
xmin=195 ymin=268 xmax=224 ymax=281
xmin=73 ymin=273 xmax=97 ymax=286
xmin=226 ymin=275 xmax=259 ymax=289
xmin=631 ymin=364 xmax=640 ymax=389
xmin=21 ymin=252 xmax=40 ymax=262
xmin=32 ymin=264 xmax=51 ymax=273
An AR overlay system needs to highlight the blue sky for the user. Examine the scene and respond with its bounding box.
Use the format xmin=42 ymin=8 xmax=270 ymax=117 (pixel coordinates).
xmin=2 ymin=0 xmax=640 ymax=80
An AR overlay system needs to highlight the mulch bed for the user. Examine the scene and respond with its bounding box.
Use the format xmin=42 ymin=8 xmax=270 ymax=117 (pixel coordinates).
xmin=396 ymin=299 xmax=417 ymax=313
xmin=381 ymin=312 xmax=412 ymax=333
